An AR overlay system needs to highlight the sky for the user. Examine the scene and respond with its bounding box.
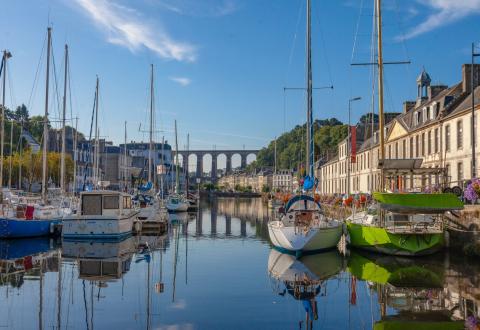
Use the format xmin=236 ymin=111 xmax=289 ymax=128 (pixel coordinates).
xmin=1 ymin=0 xmax=480 ymax=170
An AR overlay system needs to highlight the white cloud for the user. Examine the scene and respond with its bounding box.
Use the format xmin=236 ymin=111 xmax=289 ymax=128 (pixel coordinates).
xmin=73 ymin=0 xmax=197 ymax=62
xmin=400 ymin=0 xmax=480 ymax=40
xmin=169 ymin=76 xmax=191 ymax=86
xmin=153 ymin=0 xmax=239 ymax=17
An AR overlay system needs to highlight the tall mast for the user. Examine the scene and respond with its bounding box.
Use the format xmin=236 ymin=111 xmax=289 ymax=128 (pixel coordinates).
xmin=93 ymin=77 xmax=99 ymax=187
xmin=61 ymin=44 xmax=68 ymax=192
xmin=174 ymin=120 xmax=179 ymax=194
xmin=1 ymin=50 xmax=11 ymax=188
xmin=42 ymin=27 xmax=52 ymax=201
xmin=274 ymin=137 xmax=277 ymax=174
xmin=73 ymin=117 xmax=78 ymax=193
xmin=306 ymin=0 xmax=313 ymax=178
xmin=186 ymin=133 xmax=189 ymax=194
xmin=124 ymin=121 xmax=127 ymax=191
xmin=8 ymin=119 xmax=13 ymax=188
xmin=376 ymin=0 xmax=385 ymax=190
xmin=148 ymin=64 xmax=154 ymax=183
xmin=160 ymin=136 xmax=165 ymax=199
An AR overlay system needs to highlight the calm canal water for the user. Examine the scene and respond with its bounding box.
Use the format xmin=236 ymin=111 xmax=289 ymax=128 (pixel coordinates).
xmin=0 ymin=198 xmax=478 ymax=329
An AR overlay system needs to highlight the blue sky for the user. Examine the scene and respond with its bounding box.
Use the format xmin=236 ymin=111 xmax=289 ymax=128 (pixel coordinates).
xmin=1 ymin=0 xmax=480 ymax=166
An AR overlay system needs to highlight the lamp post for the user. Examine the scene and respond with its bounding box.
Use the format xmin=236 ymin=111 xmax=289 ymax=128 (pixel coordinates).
xmin=471 ymin=43 xmax=480 ymax=179
xmin=348 ymin=97 xmax=362 ymax=196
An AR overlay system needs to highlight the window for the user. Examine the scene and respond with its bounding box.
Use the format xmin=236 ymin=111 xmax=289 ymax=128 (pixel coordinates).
xmin=388 ymin=145 xmax=391 ymax=159
xmin=426 ymin=107 xmax=430 ymax=120
xmin=402 ymin=140 xmax=406 ymax=159
xmin=446 ymin=163 xmax=451 ymax=183
xmin=421 ymin=133 xmax=425 ymax=156
xmin=410 ymin=137 xmax=413 ymax=158
xmin=103 ymin=195 xmax=119 ymax=209
xmin=457 ymin=120 xmax=463 ymax=149
xmin=427 ymin=131 xmax=431 ymax=155
xmin=82 ymin=194 xmax=102 ymax=216
xmin=457 ymin=162 xmax=464 ymax=183
xmin=434 ymin=128 xmax=439 ymax=153
xmin=415 ymin=135 xmax=419 ymax=157
xmin=395 ymin=142 xmax=398 ymax=158
xmin=445 ymin=125 xmax=451 ymax=152
xmin=123 ymin=196 xmax=132 ymax=209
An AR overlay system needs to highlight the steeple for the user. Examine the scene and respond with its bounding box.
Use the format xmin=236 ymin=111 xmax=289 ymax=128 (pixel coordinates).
xmin=417 ymin=67 xmax=431 ymax=100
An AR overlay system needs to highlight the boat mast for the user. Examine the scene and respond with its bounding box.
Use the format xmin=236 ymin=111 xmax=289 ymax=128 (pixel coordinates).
xmin=160 ymin=136 xmax=165 ymax=199
xmin=61 ymin=44 xmax=68 ymax=192
xmin=186 ymin=133 xmax=189 ymax=194
xmin=174 ymin=120 xmax=179 ymax=194
xmin=305 ymin=0 xmax=314 ymax=179
xmin=376 ymin=0 xmax=385 ymax=190
xmin=93 ymin=77 xmax=99 ymax=188
xmin=1 ymin=50 xmax=11 ymax=188
xmin=8 ymin=117 xmax=13 ymax=188
xmin=73 ymin=117 xmax=78 ymax=193
xmin=148 ymin=64 xmax=154 ymax=184
xmin=124 ymin=121 xmax=127 ymax=191
xmin=42 ymin=27 xmax=52 ymax=201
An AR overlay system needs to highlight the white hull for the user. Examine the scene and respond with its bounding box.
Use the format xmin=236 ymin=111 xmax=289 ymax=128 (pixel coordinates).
xmin=166 ymin=200 xmax=189 ymax=212
xmin=268 ymin=220 xmax=343 ymax=252
xmin=62 ymin=213 xmax=138 ymax=238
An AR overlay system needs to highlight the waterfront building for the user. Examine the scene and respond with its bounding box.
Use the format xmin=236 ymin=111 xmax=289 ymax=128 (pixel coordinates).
xmin=317 ymin=64 xmax=480 ymax=195
xmin=273 ymin=169 xmax=294 ymax=192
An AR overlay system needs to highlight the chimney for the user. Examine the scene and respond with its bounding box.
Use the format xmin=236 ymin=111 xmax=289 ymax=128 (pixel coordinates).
xmin=403 ymin=101 xmax=415 ymax=113
xmin=462 ymin=64 xmax=480 ymax=93
xmin=427 ymin=85 xmax=447 ymax=100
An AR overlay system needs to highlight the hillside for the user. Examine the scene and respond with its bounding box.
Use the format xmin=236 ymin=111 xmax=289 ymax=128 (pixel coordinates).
xmin=248 ymin=118 xmax=348 ymax=172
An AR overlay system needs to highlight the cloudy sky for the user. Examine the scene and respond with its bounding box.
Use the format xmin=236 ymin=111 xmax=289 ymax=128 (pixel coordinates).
xmin=1 ymin=0 xmax=480 ymax=168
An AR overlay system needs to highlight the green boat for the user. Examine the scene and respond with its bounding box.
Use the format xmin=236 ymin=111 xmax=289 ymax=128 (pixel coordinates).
xmin=347 ymin=161 xmax=463 ymax=256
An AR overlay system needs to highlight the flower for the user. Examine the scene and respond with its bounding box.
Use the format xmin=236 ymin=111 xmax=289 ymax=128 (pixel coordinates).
xmin=464 ymin=180 xmax=479 ymax=202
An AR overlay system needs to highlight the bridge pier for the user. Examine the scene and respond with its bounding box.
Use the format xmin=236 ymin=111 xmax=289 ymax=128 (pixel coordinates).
xmin=226 ymin=155 xmax=232 ymax=174
xmin=211 ymin=156 xmax=217 ymax=181
xmin=196 ymin=156 xmax=203 ymax=179
xmin=241 ymin=155 xmax=247 ymax=169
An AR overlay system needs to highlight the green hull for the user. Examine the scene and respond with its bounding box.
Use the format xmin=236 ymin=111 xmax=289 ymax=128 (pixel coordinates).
xmin=347 ymin=222 xmax=444 ymax=256
xmin=373 ymin=192 xmax=463 ymax=213
xmin=347 ymin=251 xmax=444 ymax=287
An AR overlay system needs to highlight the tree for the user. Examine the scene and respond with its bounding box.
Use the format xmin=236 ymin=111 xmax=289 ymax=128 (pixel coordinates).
xmin=15 ymin=104 xmax=29 ymax=123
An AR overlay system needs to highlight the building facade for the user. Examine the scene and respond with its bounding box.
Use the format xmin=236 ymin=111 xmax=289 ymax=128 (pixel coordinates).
xmin=317 ymin=64 xmax=480 ymax=195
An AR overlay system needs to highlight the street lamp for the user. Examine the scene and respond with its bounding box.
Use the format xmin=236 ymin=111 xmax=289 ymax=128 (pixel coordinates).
xmin=348 ymin=97 xmax=362 ymax=196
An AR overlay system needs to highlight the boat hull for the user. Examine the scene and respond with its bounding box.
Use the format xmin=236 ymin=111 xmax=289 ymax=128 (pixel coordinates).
xmin=0 ymin=218 xmax=61 ymax=238
xmin=347 ymin=222 xmax=444 ymax=256
xmin=268 ymin=221 xmax=343 ymax=252
xmin=62 ymin=214 xmax=136 ymax=239
xmin=166 ymin=202 xmax=189 ymax=212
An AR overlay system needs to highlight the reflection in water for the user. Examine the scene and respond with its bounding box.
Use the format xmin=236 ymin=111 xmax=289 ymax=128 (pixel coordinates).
xmin=0 ymin=198 xmax=478 ymax=329
xmin=268 ymin=249 xmax=343 ymax=329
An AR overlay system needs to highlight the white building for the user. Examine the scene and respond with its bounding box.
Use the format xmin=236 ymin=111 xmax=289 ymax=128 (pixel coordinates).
xmin=317 ymin=64 xmax=480 ymax=195
xmin=273 ymin=169 xmax=294 ymax=192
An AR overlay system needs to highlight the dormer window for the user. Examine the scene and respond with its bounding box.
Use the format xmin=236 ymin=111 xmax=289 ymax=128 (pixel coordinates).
xmin=426 ymin=107 xmax=430 ymax=120
xmin=415 ymin=111 xmax=422 ymax=125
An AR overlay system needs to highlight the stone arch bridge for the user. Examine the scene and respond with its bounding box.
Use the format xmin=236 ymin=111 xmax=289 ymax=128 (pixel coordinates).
xmin=173 ymin=149 xmax=259 ymax=182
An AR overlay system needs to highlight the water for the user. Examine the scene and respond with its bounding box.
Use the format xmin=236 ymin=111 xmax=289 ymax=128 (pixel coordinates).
xmin=0 ymin=198 xmax=478 ymax=329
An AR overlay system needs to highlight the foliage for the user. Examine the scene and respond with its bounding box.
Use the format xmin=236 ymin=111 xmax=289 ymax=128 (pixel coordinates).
xmin=249 ymin=118 xmax=348 ymax=171
xmin=261 ymin=185 xmax=270 ymax=193
xmin=3 ymin=150 xmax=74 ymax=190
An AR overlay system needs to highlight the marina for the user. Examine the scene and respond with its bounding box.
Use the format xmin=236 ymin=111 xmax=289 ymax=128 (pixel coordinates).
xmin=0 ymin=198 xmax=478 ymax=329
xmin=1 ymin=0 xmax=480 ymax=328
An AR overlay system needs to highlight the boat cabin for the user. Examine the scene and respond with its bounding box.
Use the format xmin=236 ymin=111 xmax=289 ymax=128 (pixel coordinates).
xmin=80 ymin=191 xmax=133 ymax=217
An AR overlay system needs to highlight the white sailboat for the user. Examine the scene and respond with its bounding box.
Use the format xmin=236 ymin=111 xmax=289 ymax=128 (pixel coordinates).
xmin=166 ymin=120 xmax=189 ymax=212
xmin=268 ymin=0 xmax=343 ymax=257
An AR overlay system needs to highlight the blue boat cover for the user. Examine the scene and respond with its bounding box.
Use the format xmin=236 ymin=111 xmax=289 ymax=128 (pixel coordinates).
xmin=285 ymin=195 xmax=321 ymax=212
xmin=139 ymin=182 xmax=153 ymax=192
xmin=303 ymin=175 xmax=317 ymax=191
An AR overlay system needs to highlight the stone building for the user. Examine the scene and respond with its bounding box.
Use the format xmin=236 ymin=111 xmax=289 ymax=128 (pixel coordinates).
xmin=273 ymin=169 xmax=295 ymax=192
xmin=317 ymin=64 xmax=480 ymax=195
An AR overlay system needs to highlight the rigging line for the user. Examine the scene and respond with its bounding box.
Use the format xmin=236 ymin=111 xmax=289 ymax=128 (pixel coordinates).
xmin=351 ymin=0 xmax=365 ymax=63
xmin=284 ymin=0 xmax=304 ymax=85
xmin=7 ymin=64 xmax=17 ymax=108
xmin=27 ymin=33 xmax=47 ymax=111
xmin=50 ymin=45 xmax=63 ymax=132
xmin=312 ymin=0 xmax=334 ymax=87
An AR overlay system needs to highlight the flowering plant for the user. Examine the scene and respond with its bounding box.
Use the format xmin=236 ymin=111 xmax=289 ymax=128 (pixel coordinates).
xmin=464 ymin=178 xmax=480 ymax=202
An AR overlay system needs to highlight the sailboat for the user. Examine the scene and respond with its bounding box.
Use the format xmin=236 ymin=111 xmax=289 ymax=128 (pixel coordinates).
xmin=346 ymin=0 xmax=464 ymax=256
xmin=166 ymin=120 xmax=189 ymax=212
xmin=267 ymin=0 xmax=343 ymax=257
xmin=0 ymin=28 xmax=65 ymax=238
